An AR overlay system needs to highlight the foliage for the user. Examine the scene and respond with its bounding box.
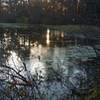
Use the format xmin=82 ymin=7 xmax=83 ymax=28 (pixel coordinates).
xmin=0 ymin=0 xmax=100 ymax=24
xmin=16 ymin=16 xmax=29 ymax=23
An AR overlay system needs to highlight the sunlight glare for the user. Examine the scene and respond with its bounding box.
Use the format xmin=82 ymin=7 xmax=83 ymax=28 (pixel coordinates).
xmin=7 ymin=51 xmax=23 ymax=70
xmin=46 ymin=29 xmax=50 ymax=45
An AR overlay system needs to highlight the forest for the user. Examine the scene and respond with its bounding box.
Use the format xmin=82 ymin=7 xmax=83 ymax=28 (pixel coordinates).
xmin=0 ymin=0 xmax=100 ymax=25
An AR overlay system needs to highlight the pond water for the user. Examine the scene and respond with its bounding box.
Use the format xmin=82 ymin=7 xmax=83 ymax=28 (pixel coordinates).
xmin=0 ymin=27 xmax=100 ymax=99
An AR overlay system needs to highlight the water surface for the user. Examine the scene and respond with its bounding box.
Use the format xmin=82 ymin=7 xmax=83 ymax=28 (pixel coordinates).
xmin=0 ymin=27 xmax=100 ymax=99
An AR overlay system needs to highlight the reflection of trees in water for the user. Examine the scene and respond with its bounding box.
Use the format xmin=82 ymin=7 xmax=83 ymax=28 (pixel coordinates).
xmin=0 ymin=28 xmax=100 ymax=99
xmin=0 ymin=56 xmax=99 ymax=99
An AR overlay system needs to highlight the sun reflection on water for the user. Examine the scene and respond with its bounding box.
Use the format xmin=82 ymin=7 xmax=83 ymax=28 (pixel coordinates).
xmin=6 ymin=51 xmax=23 ymax=70
xmin=46 ymin=29 xmax=50 ymax=45
xmin=61 ymin=32 xmax=64 ymax=38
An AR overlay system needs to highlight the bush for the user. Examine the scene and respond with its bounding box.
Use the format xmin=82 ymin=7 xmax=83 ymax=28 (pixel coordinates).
xmin=16 ymin=16 xmax=29 ymax=23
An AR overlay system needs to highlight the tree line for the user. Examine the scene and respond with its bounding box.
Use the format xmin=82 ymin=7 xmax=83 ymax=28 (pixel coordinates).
xmin=0 ymin=0 xmax=100 ymax=25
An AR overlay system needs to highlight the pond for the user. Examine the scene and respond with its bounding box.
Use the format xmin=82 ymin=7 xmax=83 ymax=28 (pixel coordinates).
xmin=0 ymin=26 xmax=100 ymax=100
